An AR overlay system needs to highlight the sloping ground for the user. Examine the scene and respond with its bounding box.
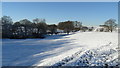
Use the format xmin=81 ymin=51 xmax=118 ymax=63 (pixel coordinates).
xmin=2 ymin=32 xmax=118 ymax=66
xmin=54 ymin=42 xmax=118 ymax=66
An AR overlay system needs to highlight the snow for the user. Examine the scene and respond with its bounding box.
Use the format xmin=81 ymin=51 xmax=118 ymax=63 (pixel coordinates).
xmin=2 ymin=32 xmax=118 ymax=66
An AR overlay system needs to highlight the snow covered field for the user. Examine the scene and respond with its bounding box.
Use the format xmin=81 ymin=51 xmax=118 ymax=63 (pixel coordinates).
xmin=2 ymin=32 xmax=119 ymax=66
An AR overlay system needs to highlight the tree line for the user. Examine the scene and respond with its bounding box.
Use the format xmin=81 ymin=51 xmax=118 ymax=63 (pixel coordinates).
xmin=0 ymin=16 xmax=117 ymax=39
xmin=1 ymin=16 xmax=82 ymax=39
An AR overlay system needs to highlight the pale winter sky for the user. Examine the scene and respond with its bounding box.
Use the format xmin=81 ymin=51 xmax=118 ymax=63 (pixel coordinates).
xmin=2 ymin=2 xmax=118 ymax=26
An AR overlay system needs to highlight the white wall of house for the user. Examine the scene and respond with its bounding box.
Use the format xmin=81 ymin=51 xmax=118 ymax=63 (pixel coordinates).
xmin=94 ymin=27 xmax=107 ymax=32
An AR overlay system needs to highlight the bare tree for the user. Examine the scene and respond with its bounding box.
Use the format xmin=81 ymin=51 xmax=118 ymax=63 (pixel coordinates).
xmin=36 ymin=22 xmax=48 ymax=34
xmin=1 ymin=16 xmax=13 ymax=38
xmin=33 ymin=18 xmax=40 ymax=23
xmin=73 ymin=21 xmax=82 ymax=31
xmin=104 ymin=19 xmax=117 ymax=32
xmin=48 ymin=24 xmax=57 ymax=34
xmin=33 ymin=18 xmax=46 ymax=23
xmin=33 ymin=18 xmax=47 ymax=34
xmin=19 ymin=19 xmax=32 ymax=37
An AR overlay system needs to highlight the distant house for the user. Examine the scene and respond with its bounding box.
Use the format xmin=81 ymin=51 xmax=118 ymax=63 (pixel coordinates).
xmin=94 ymin=25 xmax=109 ymax=32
